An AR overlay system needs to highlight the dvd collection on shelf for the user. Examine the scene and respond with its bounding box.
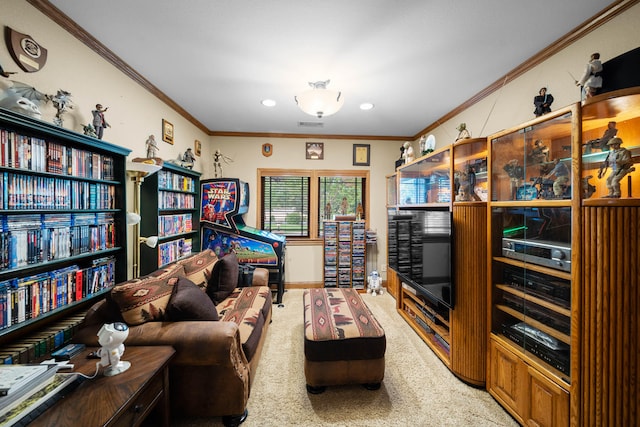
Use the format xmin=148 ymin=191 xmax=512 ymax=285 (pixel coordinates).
xmin=1 ymin=129 xmax=115 ymax=180
xmin=323 ymin=220 xmax=366 ymax=289
xmin=158 ymin=213 xmax=193 ymax=237
xmin=0 ymin=213 xmax=115 ymax=271
xmin=158 ymin=190 xmax=195 ymax=210
xmin=0 ymin=256 xmax=115 ymax=331
xmin=158 ymin=170 xmax=196 ymax=192
xmin=158 ymin=237 xmax=193 ymax=268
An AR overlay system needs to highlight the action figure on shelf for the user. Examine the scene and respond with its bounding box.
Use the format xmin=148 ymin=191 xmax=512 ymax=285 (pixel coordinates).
xmin=47 ymin=90 xmax=73 ymax=127
xmin=582 ymin=175 xmax=597 ymax=199
xmin=598 ymin=137 xmax=635 ymax=198
xmin=528 ymin=139 xmax=549 ymax=164
xmin=182 ymin=148 xmax=196 ymax=169
xmin=503 ymin=159 xmax=524 ymax=200
xmin=402 ymin=141 xmax=415 ymax=164
xmin=91 ymin=103 xmax=110 ymax=139
xmin=395 ymin=145 xmax=405 ymax=169
xmin=583 ymin=121 xmax=617 ymax=154
xmin=533 ymin=87 xmax=554 ymax=117
xmin=544 ymin=158 xmax=570 ymax=198
xmin=145 ymin=135 xmax=159 ymax=158
xmin=356 ymin=202 xmax=364 ymax=220
xmin=82 ymin=123 xmax=97 ymax=138
xmin=455 ymin=123 xmax=471 ymax=141
xmin=575 ymin=52 xmax=603 ymax=100
xmin=455 ymin=184 xmax=473 ymax=201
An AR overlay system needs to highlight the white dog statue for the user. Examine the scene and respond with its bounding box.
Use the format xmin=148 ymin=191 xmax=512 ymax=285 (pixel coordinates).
xmin=367 ymin=270 xmax=383 ymax=296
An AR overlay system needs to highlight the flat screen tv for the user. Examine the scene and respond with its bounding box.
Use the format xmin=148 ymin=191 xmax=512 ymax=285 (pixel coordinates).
xmin=392 ymin=207 xmax=454 ymax=308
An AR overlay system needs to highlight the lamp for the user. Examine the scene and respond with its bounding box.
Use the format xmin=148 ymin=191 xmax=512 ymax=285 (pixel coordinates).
xmin=295 ymin=80 xmax=344 ymax=118
xmin=126 ymin=161 xmax=162 ymax=278
xmin=139 ymin=236 xmax=159 ymax=249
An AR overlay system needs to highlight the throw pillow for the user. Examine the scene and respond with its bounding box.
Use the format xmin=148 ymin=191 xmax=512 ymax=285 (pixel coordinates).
xmin=207 ymin=251 xmax=239 ymax=304
xmin=110 ymin=265 xmax=184 ymax=325
xmin=165 ymin=276 xmax=219 ymax=321
xmin=176 ymin=249 xmax=219 ymax=290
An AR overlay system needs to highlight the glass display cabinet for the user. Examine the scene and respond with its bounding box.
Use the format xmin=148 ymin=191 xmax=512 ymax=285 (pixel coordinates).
xmin=452 ymin=138 xmax=488 ymax=202
xmin=397 ymin=146 xmax=451 ymax=206
xmin=487 ymin=105 xmax=578 ymax=426
xmin=581 ymin=89 xmax=640 ymax=200
xmin=578 ymin=87 xmax=640 ymax=427
xmin=386 ymin=173 xmax=398 ymax=207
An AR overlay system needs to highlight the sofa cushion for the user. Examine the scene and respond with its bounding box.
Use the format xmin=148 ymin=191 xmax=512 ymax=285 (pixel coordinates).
xmin=217 ymin=286 xmax=272 ymax=320
xmin=110 ymin=265 xmax=184 ymax=325
xmin=165 ymin=276 xmax=219 ymax=321
xmin=207 ymin=252 xmax=239 ymax=304
xmin=220 ymin=306 xmax=265 ymax=361
xmin=176 ymin=249 xmax=219 ymax=290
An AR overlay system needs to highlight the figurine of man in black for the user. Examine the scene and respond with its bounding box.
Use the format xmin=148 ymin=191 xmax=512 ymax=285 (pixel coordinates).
xmin=533 ymin=87 xmax=554 ymax=117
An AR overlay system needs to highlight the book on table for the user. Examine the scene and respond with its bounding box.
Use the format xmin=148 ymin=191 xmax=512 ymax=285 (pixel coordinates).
xmin=0 ymin=364 xmax=57 ymax=397
xmin=0 ymin=373 xmax=80 ymax=426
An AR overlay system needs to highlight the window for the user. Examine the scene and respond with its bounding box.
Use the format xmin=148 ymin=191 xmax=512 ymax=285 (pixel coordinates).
xmin=258 ymin=169 xmax=369 ymax=240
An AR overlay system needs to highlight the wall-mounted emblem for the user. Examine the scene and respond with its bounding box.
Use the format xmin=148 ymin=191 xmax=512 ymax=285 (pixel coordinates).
xmin=6 ymin=27 xmax=48 ymax=72
xmin=262 ymin=143 xmax=273 ymax=157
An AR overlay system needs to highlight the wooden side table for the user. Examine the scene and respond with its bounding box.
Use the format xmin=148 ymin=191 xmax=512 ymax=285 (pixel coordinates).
xmin=29 ymin=346 xmax=175 ymax=427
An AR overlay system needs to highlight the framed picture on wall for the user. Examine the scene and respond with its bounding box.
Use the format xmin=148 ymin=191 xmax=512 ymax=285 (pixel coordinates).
xmin=353 ymin=144 xmax=370 ymax=166
xmin=162 ymin=119 xmax=174 ymax=144
xmin=306 ymin=142 xmax=324 ymax=160
xmin=194 ymin=139 xmax=201 ymax=156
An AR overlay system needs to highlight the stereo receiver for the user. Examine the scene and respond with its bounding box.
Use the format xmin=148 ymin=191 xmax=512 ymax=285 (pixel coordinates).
xmin=502 ymin=238 xmax=571 ymax=272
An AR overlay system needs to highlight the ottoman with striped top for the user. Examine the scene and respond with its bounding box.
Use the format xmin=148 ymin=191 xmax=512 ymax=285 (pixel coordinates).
xmin=303 ymin=288 xmax=386 ymax=394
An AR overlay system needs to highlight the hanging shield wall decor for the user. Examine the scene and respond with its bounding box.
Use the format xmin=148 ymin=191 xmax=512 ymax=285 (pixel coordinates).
xmin=7 ymin=27 xmax=48 ymax=72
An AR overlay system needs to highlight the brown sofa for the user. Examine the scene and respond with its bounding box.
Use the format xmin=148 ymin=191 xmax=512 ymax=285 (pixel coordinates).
xmin=72 ymin=250 xmax=272 ymax=427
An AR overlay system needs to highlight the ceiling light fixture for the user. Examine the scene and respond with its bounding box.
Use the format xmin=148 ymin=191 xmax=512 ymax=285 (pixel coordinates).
xmin=261 ymin=99 xmax=276 ymax=107
xmin=360 ymin=102 xmax=374 ymax=111
xmin=295 ymin=80 xmax=344 ymax=119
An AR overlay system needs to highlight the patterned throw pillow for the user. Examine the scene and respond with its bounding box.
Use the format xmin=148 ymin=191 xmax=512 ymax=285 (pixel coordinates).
xmin=207 ymin=252 xmax=240 ymax=304
xmin=176 ymin=249 xmax=219 ymax=290
xmin=110 ymin=265 xmax=185 ymax=325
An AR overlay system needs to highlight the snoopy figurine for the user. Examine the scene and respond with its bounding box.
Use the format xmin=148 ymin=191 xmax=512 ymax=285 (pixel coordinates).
xmin=97 ymin=322 xmax=131 ymax=376
xmin=367 ymin=270 xmax=383 ymax=296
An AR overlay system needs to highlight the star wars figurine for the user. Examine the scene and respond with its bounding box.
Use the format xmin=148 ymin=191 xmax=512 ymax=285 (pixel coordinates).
xmin=533 ymin=87 xmax=554 ymax=117
xmin=575 ymin=52 xmax=603 ymax=100
xmin=598 ymin=137 xmax=636 ymax=198
xmin=145 ymin=135 xmax=158 ymax=158
xmin=213 ymin=149 xmax=233 ymax=178
xmin=584 ymin=121 xmax=617 ymax=154
xmin=97 ymin=322 xmax=131 ymax=377
xmin=182 ymin=148 xmax=196 ymax=169
xmin=367 ymin=271 xmax=383 ymax=296
xmin=402 ymin=141 xmax=415 ymax=164
xmin=91 ymin=103 xmax=110 ymax=139
xmin=456 ymin=123 xmax=471 ymax=141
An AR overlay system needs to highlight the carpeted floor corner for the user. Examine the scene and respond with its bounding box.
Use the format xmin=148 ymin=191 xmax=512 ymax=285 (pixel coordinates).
xmin=173 ymin=289 xmax=517 ymax=427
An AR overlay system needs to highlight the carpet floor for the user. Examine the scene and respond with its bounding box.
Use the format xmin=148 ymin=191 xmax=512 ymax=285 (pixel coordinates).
xmin=173 ymin=289 xmax=518 ymax=427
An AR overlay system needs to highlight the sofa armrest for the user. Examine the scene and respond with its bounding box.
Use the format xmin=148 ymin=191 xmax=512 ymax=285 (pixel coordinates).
xmin=74 ymin=320 xmax=248 ymax=367
xmin=252 ymin=268 xmax=269 ymax=287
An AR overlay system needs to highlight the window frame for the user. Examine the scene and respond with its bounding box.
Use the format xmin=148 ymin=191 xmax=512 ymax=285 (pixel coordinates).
xmin=257 ymin=168 xmax=370 ymax=243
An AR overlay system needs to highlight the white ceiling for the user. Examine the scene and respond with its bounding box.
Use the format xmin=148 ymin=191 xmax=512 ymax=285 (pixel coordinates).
xmin=47 ymin=0 xmax=615 ymax=138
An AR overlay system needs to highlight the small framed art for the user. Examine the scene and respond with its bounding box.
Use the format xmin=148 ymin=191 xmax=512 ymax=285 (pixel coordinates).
xmin=353 ymin=144 xmax=370 ymax=166
xmin=306 ymin=142 xmax=324 ymax=160
xmin=162 ymin=119 xmax=174 ymax=144
xmin=194 ymin=140 xmax=202 ymax=156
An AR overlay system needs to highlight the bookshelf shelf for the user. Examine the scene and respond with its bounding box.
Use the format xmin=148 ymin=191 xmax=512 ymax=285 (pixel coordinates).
xmin=0 ymin=107 xmax=131 ymax=349
xmin=140 ymin=162 xmax=201 ymax=276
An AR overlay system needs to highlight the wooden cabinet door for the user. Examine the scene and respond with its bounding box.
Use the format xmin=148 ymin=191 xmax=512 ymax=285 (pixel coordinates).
xmin=488 ymin=339 xmax=527 ymax=421
xmin=525 ymin=367 xmax=569 ymax=427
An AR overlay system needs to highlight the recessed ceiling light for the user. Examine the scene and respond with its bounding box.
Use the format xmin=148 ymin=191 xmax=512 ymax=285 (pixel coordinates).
xmin=360 ymin=102 xmax=374 ymax=111
xmin=261 ymin=99 xmax=276 ymax=107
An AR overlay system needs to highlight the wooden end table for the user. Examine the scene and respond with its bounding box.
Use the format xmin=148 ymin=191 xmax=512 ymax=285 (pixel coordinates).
xmin=29 ymin=346 xmax=175 ymax=427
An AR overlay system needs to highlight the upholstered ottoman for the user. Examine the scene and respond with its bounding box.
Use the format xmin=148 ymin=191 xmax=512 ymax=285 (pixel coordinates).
xmin=303 ymin=288 xmax=386 ymax=393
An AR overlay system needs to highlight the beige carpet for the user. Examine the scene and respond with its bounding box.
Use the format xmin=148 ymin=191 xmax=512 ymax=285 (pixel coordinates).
xmin=174 ymin=289 xmax=518 ymax=427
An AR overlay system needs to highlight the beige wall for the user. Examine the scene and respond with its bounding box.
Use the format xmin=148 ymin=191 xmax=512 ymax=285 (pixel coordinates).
xmin=3 ymin=0 xmax=640 ymax=284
